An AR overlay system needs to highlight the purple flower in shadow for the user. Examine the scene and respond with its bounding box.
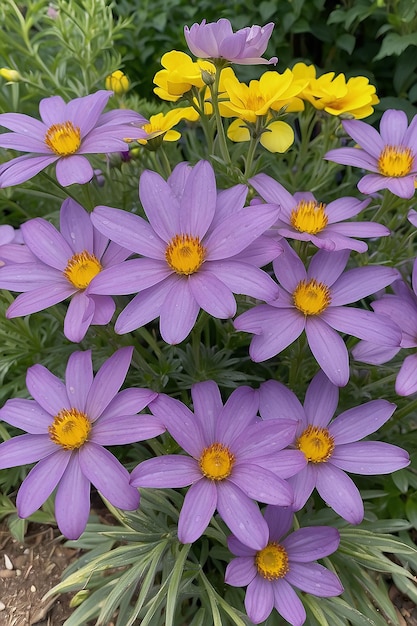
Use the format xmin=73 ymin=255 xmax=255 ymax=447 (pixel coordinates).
xmin=0 ymin=347 xmax=163 ymax=539
xmin=130 ymin=380 xmax=306 ymax=549
xmin=225 ymin=505 xmax=343 ymax=625
xmin=258 ymin=371 xmax=410 ymax=523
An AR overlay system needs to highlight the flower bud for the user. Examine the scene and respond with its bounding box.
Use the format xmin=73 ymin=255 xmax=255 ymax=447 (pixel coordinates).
xmin=0 ymin=68 xmax=21 ymax=82
xmin=105 ymin=70 xmax=130 ymax=95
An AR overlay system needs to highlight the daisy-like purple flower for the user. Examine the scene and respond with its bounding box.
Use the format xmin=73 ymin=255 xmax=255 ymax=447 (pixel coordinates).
xmin=0 ymin=198 xmax=133 ymax=342
xmin=258 ymin=372 xmax=410 ymax=524
xmin=325 ymin=109 xmax=417 ymax=199
xmin=0 ymin=90 xmax=148 ymax=187
xmin=130 ymin=380 xmax=306 ymax=549
xmin=0 ymin=347 xmax=163 ymax=539
xmin=0 ymin=225 xmax=32 ymax=265
xmin=352 ymin=261 xmax=417 ymax=396
xmin=89 ymin=160 xmax=282 ymax=344
xmin=225 ymin=505 xmax=343 ymax=625
xmin=250 ymin=173 xmax=390 ymax=252
xmin=184 ymin=19 xmax=277 ymax=65
xmin=234 ymin=240 xmax=401 ymax=386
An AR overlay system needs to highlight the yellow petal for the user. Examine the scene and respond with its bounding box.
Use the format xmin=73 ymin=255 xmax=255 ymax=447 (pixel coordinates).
xmin=260 ymin=121 xmax=294 ymax=153
xmin=227 ymin=119 xmax=250 ymax=142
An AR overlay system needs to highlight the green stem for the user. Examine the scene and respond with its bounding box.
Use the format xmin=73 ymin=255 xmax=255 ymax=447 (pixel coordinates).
xmin=209 ymin=68 xmax=231 ymax=166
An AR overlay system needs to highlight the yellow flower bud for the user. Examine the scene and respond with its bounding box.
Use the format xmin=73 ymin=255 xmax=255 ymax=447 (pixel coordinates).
xmin=0 ymin=68 xmax=21 ymax=82
xmin=105 ymin=70 xmax=130 ymax=96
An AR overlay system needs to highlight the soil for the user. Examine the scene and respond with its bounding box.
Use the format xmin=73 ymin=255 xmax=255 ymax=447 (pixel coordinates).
xmin=0 ymin=519 xmax=416 ymax=626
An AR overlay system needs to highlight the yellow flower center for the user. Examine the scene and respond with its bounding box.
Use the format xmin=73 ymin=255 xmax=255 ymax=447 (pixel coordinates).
xmin=44 ymin=121 xmax=81 ymax=156
xmin=297 ymin=425 xmax=335 ymax=463
xmin=199 ymin=442 xmax=235 ymax=480
xmin=48 ymin=408 xmax=91 ymax=450
xmin=63 ymin=251 xmax=102 ymax=289
xmin=293 ymin=279 xmax=331 ymax=315
xmin=246 ymin=94 xmax=267 ymax=112
xmin=290 ymin=200 xmax=328 ymax=234
xmin=377 ymin=145 xmax=413 ymax=177
xmin=165 ymin=234 xmax=206 ymax=275
xmin=255 ymin=542 xmax=289 ymax=580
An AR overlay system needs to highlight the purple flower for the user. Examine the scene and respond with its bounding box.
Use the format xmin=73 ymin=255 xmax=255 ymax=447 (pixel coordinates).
xmin=234 ymin=240 xmax=401 ymax=386
xmin=184 ymin=19 xmax=278 ymax=65
xmin=352 ymin=261 xmax=417 ymax=395
xmin=0 ymin=90 xmax=148 ymax=187
xmin=225 ymin=505 xmax=343 ymax=625
xmin=325 ymin=109 xmax=417 ymax=199
xmin=0 ymin=347 xmax=163 ymax=539
xmin=0 ymin=198 xmax=133 ymax=342
xmin=258 ymin=372 xmax=410 ymax=524
xmin=130 ymin=381 xmax=306 ymax=549
xmin=89 ymin=160 xmax=282 ymax=344
xmin=250 ymin=173 xmax=390 ymax=252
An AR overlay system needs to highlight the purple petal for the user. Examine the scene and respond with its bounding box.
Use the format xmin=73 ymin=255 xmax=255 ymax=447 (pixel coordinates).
xmin=205 ymin=260 xmax=280 ymax=301
xmin=55 ymin=155 xmax=94 ymax=186
xmin=230 ymin=464 xmax=293 ymax=505
xmin=305 ymin=317 xmax=349 ymax=387
xmin=285 ymin=562 xmax=343 ymax=597
xmin=304 ymin=370 xmax=338 ymax=427
xmin=0 ymin=398 xmax=52 ymax=434
xmin=379 ymin=109 xmax=408 ymax=145
xmin=245 ymin=576 xmax=274 ymax=624
xmin=352 ymin=340 xmax=399 ymax=365
xmin=210 ymin=184 xmax=247 ymax=228
xmin=0 ymin=434 xmax=57 ymax=468
xmin=216 ymin=386 xmax=259 ymax=446
xmin=21 ymin=218 xmax=72 ymax=270
xmin=260 ymin=450 xmax=307 ymax=479
xmin=283 ymin=526 xmax=340 ymax=561
xmin=79 ymin=442 xmax=139 ymax=510
xmin=0 ymin=132 xmax=50 ymax=153
xmin=178 ymin=479 xmax=217 ymax=543
xmin=227 ymin=534 xmax=257 ymax=558
xmin=26 ymin=364 xmax=70 ymax=414
xmin=139 ymin=169 xmax=180 ymax=240
xmin=396 ymin=353 xmax=417 ymax=396
xmin=0 ymin=262 xmax=65 ymax=291
xmin=64 ymin=291 xmax=95 ymax=343
xmin=85 ymin=346 xmax=133 ymax=420
xmin=235 ymin=420 xmax=298 ymax=460
xmin=92 ymin=413 xmax=165 ymax=445
xmin=288 ymin=465 xmax=317 ymax=511
xmin=272 ymin=240 xmax=305 ymax=291
xmin=55 ymin=453 xmax=91 ymax=539
xmin=39 ymin=95 xmax=67 ymax=126
xmin=259 ymin=380 xmax=305 ymax=423
xmin=325 ymin=197 xmax=371 ymax=222
xmin=191 ymin=380 xmax=223 ymax=443
xmin=325 ymin=147 xmax=378 ymax=170
xmin=225 ymin=557 xmax=257 ymax=587
xmin=90 ymin=294 xmax=115 ymax=325
xmin=330 ymin=441 xmax=409 ymax=474
xmin=331 ymin=266 xmax=399 ymax=305
xmin=0 ymin=155 xmax=57 ymax=187
xmin=273 ymin=578 xmax=306 ymax=626
xmin=263 ymin=504 xmax=294 ymax=541
xmin=89 ymin=258 xmax=171 ymax=295
xmin=60 ymin=198 xmax=94 ymax=252
xmin=114 ymin=280 xmax=170 ymax=334
xmin=315 ymin=464 xmax=364 ymax=524
xmin=99 ymin=388 xmax=158 ymax=421
xmin=205 ymin=204 xmax=279 ymax=260
xmin=322 ymin=307 xmax=401 ymax=345
xmin=189 ymin=271 xmax=236 ymax=318
xmin=232 ymin=235 xmax=282 ymax=267
xmin=0 ymin=111 xmax=47 ymax=136
xmin=308 ymin=249 xmax=350 ymax=286
xmin=6 ymin=283 xmax=74 ymax=317
xmin=149 ymin=392 xmax=206 ymax=457
xmin=330 ymin=399 xmax=396 ymax=444
xmin=67 ymin=91 xmax=111 ymax=136
xmin=249 ymin=173 xmax=295 ymax=211
xmin=91 ymin=206 xmax=166 ymax=258
xmin=342 ymin=118 xmax=384 ymax=158
xmin=130 ymin=455 xmax=200 ymax=488
xmin=179 ymin=160 xmax=216 ymax=237
xmin=217 ymin=481 xmax=269 ymax=550
xmin=245 ymin=309 xmax=305 ymax=362
xmin=16 ymin=450 xmax=71 ymax=517
xmin=159 ymin=279 xmax=200 ymax=344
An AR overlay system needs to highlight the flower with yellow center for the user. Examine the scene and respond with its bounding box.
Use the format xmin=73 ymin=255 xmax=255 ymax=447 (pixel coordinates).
xmin=255 ymin=542 xmax=289 ymax=580
xmin=290 ymin=200 xmax=328 ymax=234
xmin=296 ymin=425 xmax=335 ymax=463
xmin=63 ymin=251 xmax=103 ymax=289
xmin=199 ymin=442 xmax=235 ymax=480
xmin=153 ymin=50 xmax=216 ymax=101
xmin=48 ymin=408 xmax=91 ymax=450
xmin=44 ymin=121 xmax=81 ymax=156
xmin=293 ymin=278 xmax=331 ymax=315
xmin=138 ymin=108 xmax=199 ymax=149
xmin=377 ymin=145 xmax=413 ymax=177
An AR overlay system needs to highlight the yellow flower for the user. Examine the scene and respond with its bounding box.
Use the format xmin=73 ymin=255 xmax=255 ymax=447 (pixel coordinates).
xmin=153 ymin=51 xmax=216 ymax=102
xmin=219 ymin=69 xmax=306 ymax=123
xmin=138 ymin=108 xmax=198 ymax=148
xmin=227 ymin=118 xmax=294 ymax=153
xmin=292 ymin=62 xmax=379 ymax=119
xmin=0 ymin=68 xmax=21 ymax=82
xmin=105 ymin=70 xmax=130 ymax=95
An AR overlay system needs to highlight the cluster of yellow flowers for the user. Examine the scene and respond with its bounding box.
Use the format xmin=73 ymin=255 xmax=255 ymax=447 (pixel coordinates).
xmin=142 ymin=51 xmax=378 ymax=153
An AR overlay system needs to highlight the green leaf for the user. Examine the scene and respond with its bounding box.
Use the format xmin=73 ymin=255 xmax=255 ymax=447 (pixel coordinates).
xmin=336 ymin=33 xmax=356 ymax=55
xmin=374 ymin=32 xmax=417 ymax=60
